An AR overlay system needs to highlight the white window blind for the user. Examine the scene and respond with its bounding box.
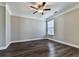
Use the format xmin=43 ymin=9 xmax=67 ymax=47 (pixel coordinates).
xmin=48 ymin=20 xmax=54 ymax=35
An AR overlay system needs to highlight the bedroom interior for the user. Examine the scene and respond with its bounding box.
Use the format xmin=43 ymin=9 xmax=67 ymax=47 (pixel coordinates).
xmin=0 ymin=2 xmax=79 ymax=57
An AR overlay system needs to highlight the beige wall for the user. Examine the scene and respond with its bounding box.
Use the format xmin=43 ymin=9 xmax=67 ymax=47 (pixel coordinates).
xmin=11 ymin=16 xmax=46 ymax=41
xmin=55 ymin=15 xmax=64 ymax=41
xmin=0 ymin=6 xmax=5 ymax=47
xmin=54 ymin=8 xmax=79 ymax=46
xmin=64 ymin=8 xmax=79 ymax=45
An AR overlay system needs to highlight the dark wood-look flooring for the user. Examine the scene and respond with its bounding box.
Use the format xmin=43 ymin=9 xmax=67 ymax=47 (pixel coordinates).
xmin=0 ymin=39 xmax=79 ymax=57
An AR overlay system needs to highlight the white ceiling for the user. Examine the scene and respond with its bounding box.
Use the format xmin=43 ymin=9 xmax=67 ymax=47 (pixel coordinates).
xmin=7 ymin=2 xmax=63 ymax=19
xmin=0 ymin=2 xmax=79 ymax=20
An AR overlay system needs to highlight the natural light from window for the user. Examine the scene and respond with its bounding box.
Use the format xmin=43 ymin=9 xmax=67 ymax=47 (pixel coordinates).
xmin=48 ymin=20 xmax=54 ymax=35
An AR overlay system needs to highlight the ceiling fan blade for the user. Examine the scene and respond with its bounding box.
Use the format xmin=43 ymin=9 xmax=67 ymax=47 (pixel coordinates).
xmin=42 ymin=2 xmax=46 ymax=7
xmin=33 ymin=11 xmax=38 ymax=14
xmin=30 ymin=6 xmax=38 ymax=10
xmin=43 ymin=9 xmax=51 ymax=11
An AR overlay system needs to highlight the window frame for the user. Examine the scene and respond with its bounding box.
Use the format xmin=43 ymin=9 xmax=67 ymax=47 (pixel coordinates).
xmin=47 ymin=19 xmax=54 ymax=35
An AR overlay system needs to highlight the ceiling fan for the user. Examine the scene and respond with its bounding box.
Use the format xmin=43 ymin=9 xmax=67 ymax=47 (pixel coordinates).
xmin=30 ymin=2 xmax=51 ymax=15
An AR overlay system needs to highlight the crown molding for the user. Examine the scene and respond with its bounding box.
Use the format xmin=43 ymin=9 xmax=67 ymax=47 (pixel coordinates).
xmin=6 ymin=4 xmax=12 ymax=15
xmin=11 ymin=13 xmax=45 ymax=21
xmin=54 ymin=4 xmax=79 ymax=18
xmin=5 ymin=4 xmax=45 ymax=21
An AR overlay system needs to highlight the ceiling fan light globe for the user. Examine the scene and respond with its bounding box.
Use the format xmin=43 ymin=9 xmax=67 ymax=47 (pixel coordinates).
xmin=38 ymin=10 xmax=43 ymax=13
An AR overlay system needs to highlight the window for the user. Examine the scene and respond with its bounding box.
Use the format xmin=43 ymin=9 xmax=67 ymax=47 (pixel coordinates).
xmin=47 ymin=20 xmax=54 ymax=35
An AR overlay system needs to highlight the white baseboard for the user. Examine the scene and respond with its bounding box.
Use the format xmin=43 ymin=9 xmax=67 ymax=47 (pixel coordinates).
xmin=0 ymin=38 xmax=79 ymax=50
xmin=49 ymin=39 xmax=79 ymax=49
xmin=0 ymin=42 xmax=11 ymax=50
xmin=11 ymin=38 xmax=44 ymax=43
xmin=0 ymin=47 xmax=6 ymax=50
xmin=0 ymin=38 xmax=44 ymax=50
